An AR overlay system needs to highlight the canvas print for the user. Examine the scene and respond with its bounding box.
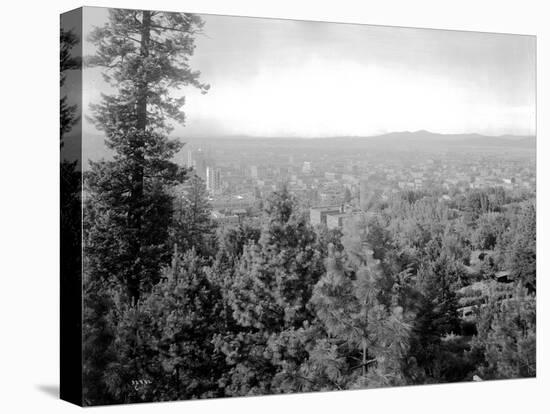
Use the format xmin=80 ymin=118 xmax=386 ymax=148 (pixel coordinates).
xmin=60 ymin=6 xmax=536 ymax=406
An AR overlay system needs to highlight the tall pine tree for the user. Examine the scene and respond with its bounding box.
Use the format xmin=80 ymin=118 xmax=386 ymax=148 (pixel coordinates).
xmin=83 ymin=10 xmax=208 ymax=404
xmin=85 ymin=9 xmax=209 ymax=302
xmin=471 ymin=284 xmax=536 ymax=379
xmin=310 ymin=243 xmax=410 ymax=389
xmin=508 ymin=202 xmax=536 ymax=291
xmin=216 ymin=186 xmax=325 ymax=395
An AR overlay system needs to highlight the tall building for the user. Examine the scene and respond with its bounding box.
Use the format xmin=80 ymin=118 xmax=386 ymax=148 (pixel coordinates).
xmin=302 ymin=161 xmax=312 ymax=174
xmin=190 ymin=148 xmax=207 ymax=179
xmin=250 ymin=165 xmax=258 ymax=178
xmin=206 ymin=166 xmax=222 ymax=194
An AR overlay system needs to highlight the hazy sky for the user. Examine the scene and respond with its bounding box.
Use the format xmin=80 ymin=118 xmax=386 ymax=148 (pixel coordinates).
xmin=83 ymin=8 xmax=536 ymax=138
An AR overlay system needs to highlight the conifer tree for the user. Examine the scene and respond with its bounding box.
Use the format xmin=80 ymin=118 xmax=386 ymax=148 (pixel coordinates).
xmin=217 ymin=186 xmax=324 ymax=395
xmin=310 ymin=244 xmax=410 ymax=389
xmin=508 ymin=203 xmax=536 ymax=291
xmin=471 ymin=284 xmax=536 ymax=379
xmin=407 ymin=256 xmax=461 ymax=382
xmin=230 ymin=185 xmax=323 ymax=330
xmin=60 ymin=26 xmax=82 ymax=281
xmin=82 ymin=10 xmax=208 ymax=404
xmin=60 ymin=28 xmax=81 ymax=142
xmin=61 ymin=26 xmax=90 ymax=403
xmin=172 ymin=175 xmax=215 ymax=257
xmin=216 ymin=220 xmax=262 ymax=263
xmin=60 ymin=26 xmax=82 ymax=253
xmin=85 ymin=9 xmax=209 ymax=302
xmin=105 ymin=250 xmax=226 ymax=402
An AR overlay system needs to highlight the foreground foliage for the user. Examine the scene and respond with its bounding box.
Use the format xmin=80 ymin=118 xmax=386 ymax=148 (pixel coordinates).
xmin=80 ymin=10 xmax=536 ymax=405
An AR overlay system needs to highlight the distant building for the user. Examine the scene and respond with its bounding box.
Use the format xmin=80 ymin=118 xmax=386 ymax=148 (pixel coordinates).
xmin=186 ymin=150 xmax=193 ymax=168
xmin=310 ymin=204 xmax=360 ymax=229
xmin=302 ymin=161 xmax=312 ymax=174
xmin=206 ymin=167 xmax=221 ymax=194
xmin=188 ymin=148 xmax=207 ymax=179
xmin=249 ymin=165 xmax=258 ymax=178
xmin=309 ymin=206 xmax=342 ymax=226
xmin=210 ymin=210 xmax=239 ymax=225
xmin=326 ymin=212 xmax=349 ymax=229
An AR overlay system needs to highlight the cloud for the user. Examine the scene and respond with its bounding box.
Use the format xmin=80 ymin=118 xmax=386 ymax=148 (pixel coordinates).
xmin=82 ymin=8 xmax=536 ymax=138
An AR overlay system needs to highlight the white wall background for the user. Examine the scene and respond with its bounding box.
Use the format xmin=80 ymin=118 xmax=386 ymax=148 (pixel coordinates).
xmin=0 ymin=0 xmax=547 ymax=412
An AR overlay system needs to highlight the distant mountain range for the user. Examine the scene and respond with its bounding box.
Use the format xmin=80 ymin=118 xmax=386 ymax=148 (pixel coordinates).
xmin=219 ymin=130 xmax=535 ymax=145
xmin=361 ymin=130 xmax=535 ymax=145
xmin=344 ymin=130 xmax=535 ymax=148
xmin=366 ymin=129 xmax=534 ymax=141
xmin=201 ymin=130 xmax=536 ymax=151
xmin=73 ymin=130 xmax=535 ymax=167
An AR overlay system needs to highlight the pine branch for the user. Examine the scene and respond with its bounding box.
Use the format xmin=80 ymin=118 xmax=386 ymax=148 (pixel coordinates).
xmin=350 ymin=358 xmax=377 ymax=372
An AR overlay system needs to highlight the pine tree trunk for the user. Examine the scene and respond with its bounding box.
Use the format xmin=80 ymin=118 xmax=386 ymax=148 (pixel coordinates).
xmin=362 ymin=339 xmax=367 ymax=377
xmin=128 ymin=10 xmax=151 ymax=304
xmin=137 ymin=10 xmax=151 ymax=131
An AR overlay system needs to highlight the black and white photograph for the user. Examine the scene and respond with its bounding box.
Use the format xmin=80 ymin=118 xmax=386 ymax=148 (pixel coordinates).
xmin=58 ymin=5 xmax=538 ymax=406
xmin=3 ymin=1 xmax=549 ymax=413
